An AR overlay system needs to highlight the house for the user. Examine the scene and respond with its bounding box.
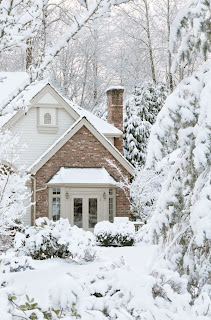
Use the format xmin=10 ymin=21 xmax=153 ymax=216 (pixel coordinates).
xmin=0 ymin=73 xmax=134 ymax=231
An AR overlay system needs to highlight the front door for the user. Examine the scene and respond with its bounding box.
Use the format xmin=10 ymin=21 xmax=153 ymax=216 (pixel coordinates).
xmin=72 ymin=194 xmax=100 ymax=231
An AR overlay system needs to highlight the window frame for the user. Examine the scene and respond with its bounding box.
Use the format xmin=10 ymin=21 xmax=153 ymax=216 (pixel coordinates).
xmin=44 ymin=112 xmax=52 ymax=125
xmin=108 ymin=188 xmax=116 ymax=223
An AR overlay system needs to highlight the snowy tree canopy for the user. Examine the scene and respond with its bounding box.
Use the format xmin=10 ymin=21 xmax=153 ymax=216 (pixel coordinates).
xmin=170 ymin=0 xmax=211 ymax=72
xmin=0 ymin=0 xmax=130 ymax=115
xmin=0 ymin=131 xmax=30 ymax=238
xmin=124 ymin=82 xmax=168 ymax=165
xmin=146 ymin=63 xmax=211 ymax=297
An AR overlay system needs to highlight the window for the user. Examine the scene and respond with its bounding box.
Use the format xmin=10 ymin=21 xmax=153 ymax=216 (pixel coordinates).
xmin=109 ymin=188 xmax=114 ymax=222
xmin=44 ymin=112 xmax=51 ymax=124
xmin=52 ymin=188 xmax=60 ymax=221
xmin=74 ymin=198 xmax=83 ymax=228
xmin=89 ymin=198 xmax=97 ymax=228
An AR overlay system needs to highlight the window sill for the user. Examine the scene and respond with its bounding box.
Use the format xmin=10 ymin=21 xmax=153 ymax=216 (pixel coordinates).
xmin=37 ymin=125 xmax=58 ymax=134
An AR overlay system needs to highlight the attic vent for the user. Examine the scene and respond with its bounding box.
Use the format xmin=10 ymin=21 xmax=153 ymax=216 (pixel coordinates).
xmin=44 ymin=113 xmax=51 ymax=124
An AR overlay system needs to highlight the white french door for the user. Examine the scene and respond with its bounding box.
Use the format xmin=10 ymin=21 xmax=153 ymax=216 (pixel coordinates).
xmin=71 ymin=194 xmax=100 ymax=231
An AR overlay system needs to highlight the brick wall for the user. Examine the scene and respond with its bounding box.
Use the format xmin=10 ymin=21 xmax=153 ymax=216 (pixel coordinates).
xmin=107 ymin=88 xmax=124 ymax=154
xmin=33 ymin=125 xmax=131 ymax=221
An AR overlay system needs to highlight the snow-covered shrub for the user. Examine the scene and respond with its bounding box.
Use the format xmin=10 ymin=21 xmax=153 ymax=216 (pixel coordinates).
xmin=80 ymin=257 xmax=204 ymax=320
xmin=94 ymin=221 xmax=135 ymax=246
xmin=14 ymin=218 xmax=96 ymax=261
xmin=9 ymin=294 xmax=82 ymax=320
xmin=0 ymin=256 xmax=34 ymax=273
xmin=130 ymin=166 xmax=165 ymax=221
xmin=0 ymin=131 xmax=30 ymax=250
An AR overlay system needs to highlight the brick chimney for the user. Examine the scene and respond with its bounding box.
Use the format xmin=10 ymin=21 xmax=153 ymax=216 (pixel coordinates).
xmin=106 ymin=86 xmax=124 ymax=154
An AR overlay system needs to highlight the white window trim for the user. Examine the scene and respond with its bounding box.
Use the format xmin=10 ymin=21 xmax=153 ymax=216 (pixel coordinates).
xmin=37 ymin=107 xmax=58 ymax=133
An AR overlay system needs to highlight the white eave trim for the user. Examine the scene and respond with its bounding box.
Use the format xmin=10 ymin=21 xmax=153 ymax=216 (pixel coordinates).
xmin=29 ymin=117 xmax=135 ymax=176
xmin=47 ymin=183 xmax=117 ymax=188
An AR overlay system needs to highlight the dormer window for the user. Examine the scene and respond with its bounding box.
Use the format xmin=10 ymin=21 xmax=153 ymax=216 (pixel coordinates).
xmin=44 ymin=112 xmax=51 ymax=124
xmin=37 ymin=107 xmax=58 ymax=133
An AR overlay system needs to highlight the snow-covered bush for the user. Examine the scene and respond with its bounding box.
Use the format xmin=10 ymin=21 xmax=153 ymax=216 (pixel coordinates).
xmin=80 ymin=257 xmax=211 ymax=320
xmin=0 ymin=131 xmax=30 ymax=249
xmin=94 ymin=221 xmax=135 ymax=246
xmin=130 ymin=166 xmax=165 ymax=221
xmin=14 ymin=218 xmax=96 ymax=262
xmin=0 ymin=255 xmax=34 ymax=273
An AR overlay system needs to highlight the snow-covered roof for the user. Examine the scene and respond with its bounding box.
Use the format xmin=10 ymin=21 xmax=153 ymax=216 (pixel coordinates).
xmin=0 ymin=72 xmax=47 ymax=115
xmin=0 ymin=72 xmax=122 ymax=136
xmin=47 ymin=167 xmax=116 ymax=185
xmin=69 ymin=102 xmax=122 ymax=135
xmin=105 ymin=85 xmax=124 ymax=92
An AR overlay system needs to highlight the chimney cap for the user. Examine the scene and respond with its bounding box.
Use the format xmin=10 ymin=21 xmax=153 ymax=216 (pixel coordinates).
xmin=105 ymin=86 xmax=124 ymax=93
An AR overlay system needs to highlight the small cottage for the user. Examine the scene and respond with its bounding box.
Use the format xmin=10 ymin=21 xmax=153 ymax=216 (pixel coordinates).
xmin=0 ymin=73 xmax=134 ymax=231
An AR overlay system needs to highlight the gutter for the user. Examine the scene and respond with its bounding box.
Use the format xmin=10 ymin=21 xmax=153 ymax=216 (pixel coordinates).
xmin=31 ymin=176 xmax=47 ymax=225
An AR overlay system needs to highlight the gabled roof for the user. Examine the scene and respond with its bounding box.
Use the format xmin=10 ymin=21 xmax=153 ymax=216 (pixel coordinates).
xmin=47 ymin=167 xmax=117 ymax=185
xmin=28 ymin=116 xmax=134 ymax=176
xmin=0 ymin=72 xmax=122 ymax=137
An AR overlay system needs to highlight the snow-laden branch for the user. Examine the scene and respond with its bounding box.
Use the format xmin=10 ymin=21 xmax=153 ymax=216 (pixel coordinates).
xmin=0 ymin=0 xmax=129 ymax=115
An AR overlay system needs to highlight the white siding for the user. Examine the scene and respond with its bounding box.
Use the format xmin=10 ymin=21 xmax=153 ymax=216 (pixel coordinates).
xmin=10 ymin=107 xmax=75 ymax=169
xmin=22 ymin=187 xmax=32 ymax=226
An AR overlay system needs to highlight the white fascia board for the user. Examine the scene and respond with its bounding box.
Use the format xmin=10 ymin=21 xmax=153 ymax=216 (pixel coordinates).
xmin=47 ymin=183 xmax=118 ymax=188
xmin=104 ymin=132 xmax=122 ymax=138
xmin=29 ymin=117 xmax=135 ymax=176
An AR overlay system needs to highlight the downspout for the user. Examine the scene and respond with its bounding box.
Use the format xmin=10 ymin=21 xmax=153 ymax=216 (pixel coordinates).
xmin=31 ymin=176 xmax=47 ymax=225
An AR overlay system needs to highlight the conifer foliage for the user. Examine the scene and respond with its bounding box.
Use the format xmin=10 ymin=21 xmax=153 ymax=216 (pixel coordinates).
xmin=145 ymin=0 xmax=211 ymax=300
xmin=123 ymin=82 xmax=169 ymax=165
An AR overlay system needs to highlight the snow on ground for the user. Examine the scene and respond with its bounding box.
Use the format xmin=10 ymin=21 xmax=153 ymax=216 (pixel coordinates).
xmin=5 ymin=245 xmax=158 ymax=309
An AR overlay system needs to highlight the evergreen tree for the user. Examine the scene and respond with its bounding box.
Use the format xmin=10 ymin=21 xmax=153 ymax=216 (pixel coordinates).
xmin=145 ymin=0 xmax=211 ymax=300
xmin=124 ymin=82 xmax=168 ymax=166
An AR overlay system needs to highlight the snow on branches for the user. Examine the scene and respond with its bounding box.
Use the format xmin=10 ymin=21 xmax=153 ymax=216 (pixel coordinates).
xmin=145 ymin=63 xmax=211 ymax=299
xmin=0 ymin=0 xmax=130 ymax=115
xmin=170 ymin=0 xmax=211 ymax=72
xmin=124 ymin=82 xmax=169 ymax=166
xmin=0 ymin=130 xmax=30 ymax=239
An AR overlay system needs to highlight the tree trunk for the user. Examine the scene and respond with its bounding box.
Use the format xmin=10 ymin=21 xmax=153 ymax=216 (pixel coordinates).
xmin=167 ymin=0 xmax=173 ymax=91
xmin=144 ymin=0 xmax=157 ymax=84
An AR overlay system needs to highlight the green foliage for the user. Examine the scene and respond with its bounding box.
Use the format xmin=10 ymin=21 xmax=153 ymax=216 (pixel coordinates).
xmin=124 ymin=82 xmax=169 ymax=165
xmin=14 ymin=218 xmax=96 ymax=262
xmin=95 ymin=222 xmax=135 ymax=246
xmin=96 ymin=232 xmax=135 ymax=247
xmin=171 ymin=0 xmax=211 ymax=73
xmin=9 ymin=294 xmax=81 ymax=319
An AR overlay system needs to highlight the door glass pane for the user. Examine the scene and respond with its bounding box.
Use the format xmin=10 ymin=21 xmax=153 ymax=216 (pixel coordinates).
xmin=109 ymin=198 xmax=114 ymax=222
xmin=74 ymin=198 xmax=83 ymax=228
xmin=52 ymin=197 xmax=60 ymax=221
xmin=89 ymin=198 xmax=97 ymax=228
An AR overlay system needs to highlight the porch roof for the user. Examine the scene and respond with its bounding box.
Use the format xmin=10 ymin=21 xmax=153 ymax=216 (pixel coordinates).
xmin=47 ymin=167 xmax=117 ymax=185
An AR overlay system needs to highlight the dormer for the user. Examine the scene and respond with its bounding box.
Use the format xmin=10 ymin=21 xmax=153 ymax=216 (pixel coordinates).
xmin=37 ymin=106 xmax=58 ymax=133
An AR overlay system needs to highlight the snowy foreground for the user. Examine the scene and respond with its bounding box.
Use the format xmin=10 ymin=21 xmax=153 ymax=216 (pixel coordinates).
xmin=1 ymin=245 xmax=210 ymax=320
xmin=1 ymin=245 xmax=158 ymax=319
xmin=7 ymin=245 xmax=157 ymax=309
